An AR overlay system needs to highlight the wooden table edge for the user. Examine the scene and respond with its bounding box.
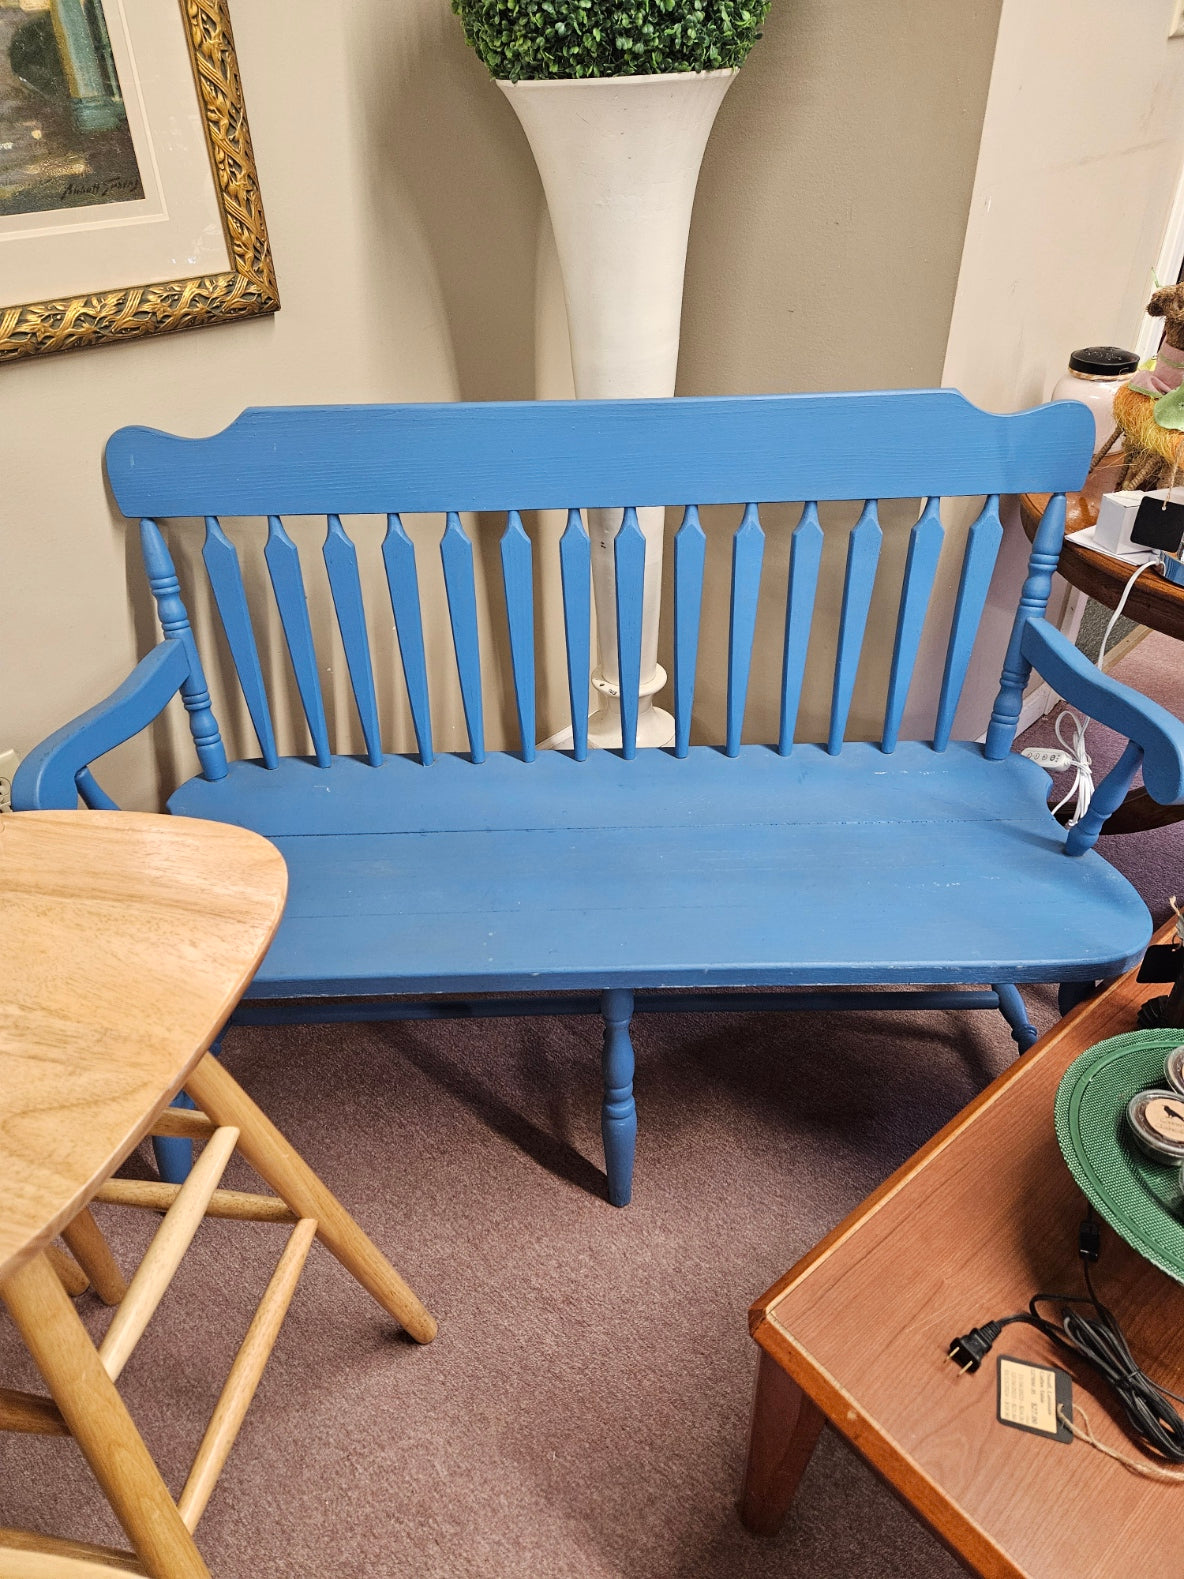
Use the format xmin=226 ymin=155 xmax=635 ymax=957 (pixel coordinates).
xmin=749 ymin=1310 xmax=1022 ymax=1579
xmin=747 ymin=968 xmax=1146 ymax=1333
xmin=0 ymin=814 xmax=288 ymax=1283
xmin=744 ymin=928 xmax=1173 ymax=1579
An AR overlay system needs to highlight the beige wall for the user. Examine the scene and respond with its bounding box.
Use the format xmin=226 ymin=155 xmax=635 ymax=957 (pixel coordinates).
xmin=945 ymin=0 xmax=1184 ymax=737
xmin=1 ymin=0 xmax=1001 ymax=804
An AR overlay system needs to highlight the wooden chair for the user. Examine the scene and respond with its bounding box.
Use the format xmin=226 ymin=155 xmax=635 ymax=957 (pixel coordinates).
xmin=15 ymin=390 xmax=1184 ymax=1208
xmin=0 ymin=811 xmax=435 ymax=1579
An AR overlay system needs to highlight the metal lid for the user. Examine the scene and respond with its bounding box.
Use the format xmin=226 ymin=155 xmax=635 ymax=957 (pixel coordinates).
xmin=1068 ymin=346 xmax=1139 ymax=376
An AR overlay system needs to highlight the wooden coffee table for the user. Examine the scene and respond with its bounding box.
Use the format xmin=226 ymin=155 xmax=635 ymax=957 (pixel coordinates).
xmin=741 ymin=925 xmax=1183 ymax=1579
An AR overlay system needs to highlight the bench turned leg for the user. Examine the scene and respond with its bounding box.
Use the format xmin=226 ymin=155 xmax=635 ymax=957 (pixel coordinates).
xmin=993 ymin=983 xmax=1038 ymax=1053
xmin=739 ymin=1347 xmax=826 ymax=1536
xmin=601 ymin=988 xmax=637 ymax=1208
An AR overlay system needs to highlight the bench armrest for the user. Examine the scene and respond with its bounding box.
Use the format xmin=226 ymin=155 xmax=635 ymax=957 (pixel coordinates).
xmin=1019 ymin=617 xmax=1184 ymax=805
xmin=12 ymin=640 xmax=191 ymax=810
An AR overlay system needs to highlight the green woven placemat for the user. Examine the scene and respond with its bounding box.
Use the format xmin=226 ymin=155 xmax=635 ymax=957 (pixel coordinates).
xmin=1055 ymin=1029 xmax=1184 ymax=1286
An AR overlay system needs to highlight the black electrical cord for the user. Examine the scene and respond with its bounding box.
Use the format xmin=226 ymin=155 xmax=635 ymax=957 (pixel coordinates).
xmin=947 ymin=1217 xmax=1184 ymax=1462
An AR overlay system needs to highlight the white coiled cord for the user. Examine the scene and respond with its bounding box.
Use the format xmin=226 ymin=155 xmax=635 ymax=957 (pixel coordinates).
xmin=1026 ymin=559 xmax=1156 ymax=826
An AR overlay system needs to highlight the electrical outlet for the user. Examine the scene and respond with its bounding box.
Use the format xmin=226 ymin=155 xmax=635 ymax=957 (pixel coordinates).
xmin=0 ymin=749 xmax=20 ymax=813
xmin=1172 ymin=0 xmax=1184 ymax=37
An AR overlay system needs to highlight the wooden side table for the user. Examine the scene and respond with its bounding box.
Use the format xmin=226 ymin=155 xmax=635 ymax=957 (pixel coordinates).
xmin=741 ymin=925 xmax=1183 ymax=1578
xmin=0 ymin=811 xmax=436 ymax=1578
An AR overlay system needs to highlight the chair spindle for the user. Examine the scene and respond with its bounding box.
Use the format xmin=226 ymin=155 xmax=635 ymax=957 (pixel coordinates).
xmin=828 ymin=500 xmax=882 ymax=755
xmin=673 ymin=504 xmax=706 ymax=758
xmin=881 ymin=497 xmax=944 ymax=753
xmin=725 ymin=503 xmax=766 ymax=758
xmin=140 ymin=519 xmax=228 ymax=781
xmin=500 ymin=510 xmax=536 ymax=761
xmin=202 ymin=516 xmax=279 ymax=769
xmin=381 ymin=514 xmax=434 ymax=766
xmin=263 ymin=516 xmax=331 ymax=768
xmin=778 ymin=502 xmax=823 ymax=756
xmin=323 ymin=516 xmax=383 ymax=767
xmin=985 ymin=492 xmax=1067 ymax=759
xmin=440 ymin=512 xmax=486 ymax=763
xmin=933 ymin=494 xmax=1003 ymax=751
xmin=614 ymin=506 xmax=646 ymax=760
xmin=559 ymin=508 xmax=591 ymax=761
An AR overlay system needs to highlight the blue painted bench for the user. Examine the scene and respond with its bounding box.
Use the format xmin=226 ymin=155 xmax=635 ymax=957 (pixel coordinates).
xmin=16 ymin=390 xmax=1184 ymax=1205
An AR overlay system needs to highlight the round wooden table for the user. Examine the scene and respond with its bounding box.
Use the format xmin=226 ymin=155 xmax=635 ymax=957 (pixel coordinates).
xmin=1020 ymin=454 xmax=1184 ymax=641
xmin=1020 ymin=456 xmax=1184 ymax=834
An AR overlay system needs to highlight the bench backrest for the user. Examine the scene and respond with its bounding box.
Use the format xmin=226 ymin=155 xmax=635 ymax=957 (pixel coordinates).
xmin=105 ymin=390 xmax=1093 ymax=774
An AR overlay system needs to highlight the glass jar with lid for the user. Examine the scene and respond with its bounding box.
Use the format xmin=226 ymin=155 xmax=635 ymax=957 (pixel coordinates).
xmin=1050 ymin=346 xmax=1139 ymax=454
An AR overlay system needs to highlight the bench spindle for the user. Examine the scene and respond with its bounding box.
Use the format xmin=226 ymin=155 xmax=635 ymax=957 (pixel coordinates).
xmin=380 ymin=514 xmax=434 ymax=766
xmin=933 ymin=494 xmax=1004 ymax=751
xmin=202 ymin=516 xmax=279 ymax=769
xmin=559 ymin=508 xmax=592 ymax=761
xmin=140 ymin=520 xmax=228 ymax=781
xmin=828 ymin=500 xmax=882 ymax=755
xmin=778 ymin=502 xmax=823 ymax=756
xmin=985 ymin=492 xmax=1067 ymax=759
xmin=672 ymin=504 xmax=706 ymax=758
xmin=881 ymin=497 xmax=944 ymax=754
xmin=440 ymin=511 xmax=486 ymax=764
xmin=499 ymin=511 xmax=537 ymax=761
xmin=323 ymin=516 xmax=383 ymax=767
xmin=726 ymin=503 xmax=766 ymax=758
xmin=614 ymin=507 xmax=646 ymax=760
xmin=263 ymin=516 xmax=331 ymax=768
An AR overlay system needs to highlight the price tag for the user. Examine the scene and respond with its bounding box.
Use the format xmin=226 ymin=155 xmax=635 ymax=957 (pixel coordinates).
xmin=996 ymin=1356 xmax=1073 ymax=1444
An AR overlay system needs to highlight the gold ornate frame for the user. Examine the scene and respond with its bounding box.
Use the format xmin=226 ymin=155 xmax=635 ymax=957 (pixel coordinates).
xmin=0 ymin=0 xmax=278 ymax=364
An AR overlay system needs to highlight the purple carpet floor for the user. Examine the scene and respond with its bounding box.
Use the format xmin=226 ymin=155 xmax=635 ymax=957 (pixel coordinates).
xmin=2 ymin=634 xmax=1181 ymax=1577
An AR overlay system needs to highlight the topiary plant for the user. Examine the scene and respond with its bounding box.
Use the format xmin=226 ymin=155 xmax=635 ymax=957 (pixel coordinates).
xmin=451 ymin=0 xmax=771 ymax=82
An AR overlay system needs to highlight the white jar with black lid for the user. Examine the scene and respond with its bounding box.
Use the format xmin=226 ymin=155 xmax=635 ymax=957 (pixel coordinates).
xmin=1050 ymin=346 xmax=1140 ymax=454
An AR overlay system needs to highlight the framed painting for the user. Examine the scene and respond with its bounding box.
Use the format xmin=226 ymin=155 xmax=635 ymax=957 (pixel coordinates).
xmin=0 ymin=0 xmax=277 ymax=362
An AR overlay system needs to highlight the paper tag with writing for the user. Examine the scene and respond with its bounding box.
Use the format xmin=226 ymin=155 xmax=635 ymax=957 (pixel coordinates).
xmin=996 ymin=1356 xmax=1073 ymax=1443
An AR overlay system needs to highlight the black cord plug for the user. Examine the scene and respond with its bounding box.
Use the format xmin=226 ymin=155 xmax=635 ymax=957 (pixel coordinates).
xmin=1079 ymin=1215 xmax=1101 ymax=1264
xmin=948 ymin=1320 xmax=1004 ymax=1374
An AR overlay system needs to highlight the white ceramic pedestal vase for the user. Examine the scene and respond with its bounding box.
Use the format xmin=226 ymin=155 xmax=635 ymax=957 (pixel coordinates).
xmin=499 ymin=70 xmax=736 ymax=748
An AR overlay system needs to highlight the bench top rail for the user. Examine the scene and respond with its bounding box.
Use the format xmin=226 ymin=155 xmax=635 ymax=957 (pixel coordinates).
xmin=107 ymin=390 xmax=1091 ymax=517
xmin=109 ymin=391 xmax=1094 ymax=768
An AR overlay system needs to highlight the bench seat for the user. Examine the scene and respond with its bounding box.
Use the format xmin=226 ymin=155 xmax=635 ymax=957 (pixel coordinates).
xmin=169 ymin=742 xmax=1151 ymax=999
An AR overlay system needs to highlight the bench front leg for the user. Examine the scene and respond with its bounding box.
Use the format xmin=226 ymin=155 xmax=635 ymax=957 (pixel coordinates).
xmin=601 ymin=988 xmax=637 ymax=1207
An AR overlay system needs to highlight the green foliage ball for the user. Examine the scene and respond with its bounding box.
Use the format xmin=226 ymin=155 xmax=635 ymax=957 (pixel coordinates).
xmin=451 ymin=0 xmax=771 ymax=82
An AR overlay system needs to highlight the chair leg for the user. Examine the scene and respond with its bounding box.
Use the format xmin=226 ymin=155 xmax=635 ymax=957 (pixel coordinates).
xmin=152 ymin=1037 xmax=221 ymax=1184
xmin=0 ymin=1252 xmax=210 ymax=1579
xmin=993 ymin=983 xmax=1038 ymax=1053
xmin=61 ymin=1208 xmax=127 ymax=1306
xmin=183 ymin=1052 xmax=437 ymax=1344
xmin=601 ymin=988 xmax=637 ymax=1208
xmin=44 ymin=1244 xmax=89 ymax=1299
